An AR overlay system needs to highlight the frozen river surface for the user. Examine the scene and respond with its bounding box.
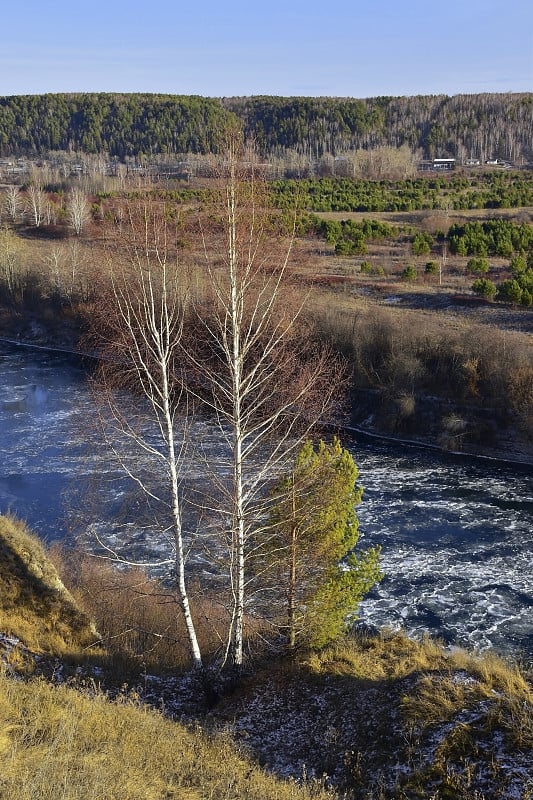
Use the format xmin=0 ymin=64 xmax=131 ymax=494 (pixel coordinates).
xmin=0 ymin=341 xmax=532 ymax=659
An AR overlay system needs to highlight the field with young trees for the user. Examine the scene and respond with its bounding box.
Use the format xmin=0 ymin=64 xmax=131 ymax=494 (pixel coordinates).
xmin=0 ymin=141 xmax=531 ymax=463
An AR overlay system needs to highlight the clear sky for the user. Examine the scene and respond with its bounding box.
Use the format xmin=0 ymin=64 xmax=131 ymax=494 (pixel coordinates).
xmin=1 ymin=0 xmax=531 ymax=98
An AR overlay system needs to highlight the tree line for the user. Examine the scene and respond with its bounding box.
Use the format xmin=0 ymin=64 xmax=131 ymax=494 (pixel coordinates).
xmin=0 ymin=94 xmax=236 ymax=159
xmin=0 ymin=92 xmax=532 ymax=162
xmin=225 ymin=93 xmax=533 ymax=162
xmin=272 ymin=172 xmax=533 ymax=212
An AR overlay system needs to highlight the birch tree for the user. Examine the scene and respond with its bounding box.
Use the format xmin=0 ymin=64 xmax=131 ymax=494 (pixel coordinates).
xmin=67 ymin=188 xmax=91 ymax=235
xmin=25 ymin=184 xmax=47 ymax=228
xmin=187 ymin=135 xmax=344 ymax=668
xmin=89 ymin=201 xmax=203 ymax=669
xmin=0 ymin=226 xmax=27 ymax=297
xmin=2 ymin=185 xmax=23 ymax=224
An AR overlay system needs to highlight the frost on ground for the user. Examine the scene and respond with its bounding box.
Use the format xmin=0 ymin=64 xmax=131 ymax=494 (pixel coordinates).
xmin=2 ymin=632 xmax=532 ymax=799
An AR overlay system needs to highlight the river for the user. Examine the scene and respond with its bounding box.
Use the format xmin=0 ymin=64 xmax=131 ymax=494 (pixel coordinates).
xmin=0 ymin=340 xmax=532 ymax=659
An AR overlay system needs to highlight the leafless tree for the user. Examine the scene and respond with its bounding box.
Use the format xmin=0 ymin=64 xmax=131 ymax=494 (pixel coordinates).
xmin=187 ymin=135 xmax=344 ymax=668
xmin=87 ymin=144 xmax=344 ymax=672
xmin=67 ymin=188 xmax=91 ymax=235
xmin=25 ymin=184 xmax=47 ymax=228
xmin=88 ymin=202 xmax=203 ymax=669
xmin=2 ymin=185 xmax=23 ymax=224
xmin=0 ymin=225 xmax=27 ymax=296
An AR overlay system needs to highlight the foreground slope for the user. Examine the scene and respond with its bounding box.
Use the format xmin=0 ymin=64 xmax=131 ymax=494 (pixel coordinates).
xmin=0 ymin=515 xmax=97 ymax=655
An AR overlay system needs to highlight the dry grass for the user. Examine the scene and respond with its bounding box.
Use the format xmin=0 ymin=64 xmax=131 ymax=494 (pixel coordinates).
xmin=207 ymin=631 xmax=533 ymax=799
xmin=0 ymin=671 xmax=334 ymax=800
xmin=305 ymin=629 xmax=449 ymax=680
xmin=0 ymin=515 xmax=97 ymax=656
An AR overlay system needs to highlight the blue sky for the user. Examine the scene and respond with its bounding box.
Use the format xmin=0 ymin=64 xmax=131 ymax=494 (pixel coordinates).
xmin=1 ymin=0 xmax=531 ymax=98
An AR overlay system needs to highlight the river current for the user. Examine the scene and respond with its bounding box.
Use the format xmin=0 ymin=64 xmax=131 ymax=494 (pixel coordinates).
xmin=0 ymin=341 xmax=532 ymax=659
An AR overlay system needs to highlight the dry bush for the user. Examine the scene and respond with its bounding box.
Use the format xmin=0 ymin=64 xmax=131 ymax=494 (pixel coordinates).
xmin=313 ymin=302 xmax=532 ymax=420
xmin=49 ymin=544 xmax=269 ymax=672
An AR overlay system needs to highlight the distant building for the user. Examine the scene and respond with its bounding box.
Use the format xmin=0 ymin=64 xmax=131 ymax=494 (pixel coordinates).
xmin=418 ymin=158 xmax=456 ymax=172
xmin=432 ymin=158 xmax=456 ymax=170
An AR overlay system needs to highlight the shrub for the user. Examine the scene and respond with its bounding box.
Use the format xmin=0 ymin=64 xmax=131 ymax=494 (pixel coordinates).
xmin=510 ymin=252 xmax=527 ymax=277
xmin=472 ymin=277 xmax=497 ymax=299
xmin=466 ymin=256 xmax=490 ymax=274
xmin=360 ymin=260 xmax=372 ymax=274
xmin=521 ymin=288 xmax=532 ymax=307
xmin=424 ymin=260 xmax=439 ymax=274
xmin=401 ymin=264 xmax=417 ymax=282
xmin=412 ymin=231 xmax=433 ymax=255
xmin=498 ymin=279 xmax=523 ymax=304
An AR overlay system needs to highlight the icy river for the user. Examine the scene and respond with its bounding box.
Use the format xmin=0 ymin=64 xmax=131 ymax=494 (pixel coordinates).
xmin=1 ymin=340 xmax=532 ymax=660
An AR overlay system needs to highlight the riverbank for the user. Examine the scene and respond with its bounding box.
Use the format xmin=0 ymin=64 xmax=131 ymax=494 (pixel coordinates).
xmin=2 ymin=303 xmax=532 ymax=466
xmin=349 ymin=389 xmax=533 ymax=468
xmin=1 ymin=512 xmax=532 ymax=800
xmin=0 ymin=306 xmax=84 ymax=353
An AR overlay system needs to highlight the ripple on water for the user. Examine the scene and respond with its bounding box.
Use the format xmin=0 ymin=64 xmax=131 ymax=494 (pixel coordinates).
xmin=1 ymin=343 xmax=532 ymax=656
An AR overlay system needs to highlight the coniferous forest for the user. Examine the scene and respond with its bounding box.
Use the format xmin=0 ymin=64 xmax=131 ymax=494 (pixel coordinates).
xmin=0 ymin=92 xmax=532 ymax=162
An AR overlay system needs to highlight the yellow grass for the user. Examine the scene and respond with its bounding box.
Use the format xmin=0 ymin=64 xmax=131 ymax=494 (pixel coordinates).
xmin=0 ymin=671 xmax=333 ymax=800
xmin=0 ymin=515 xmax=98 ymax=656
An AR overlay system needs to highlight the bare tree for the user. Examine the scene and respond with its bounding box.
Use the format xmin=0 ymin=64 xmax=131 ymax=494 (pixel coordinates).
xmin=25 ymin=184 xmax=47 ymax=228
xmin=88 ymin=202 xmax=203 ymax=670
xmin=187 ymin=135 xmax=344 ymax=667
xmin=2 ymin=185 xmax=23 ymax=224
xmin=67 ymin=188 xmax=91 ymax=235
xmin=0 ymin=225 xmax=27 ymax=297
xmin=87 ymin=145 xmax=344 ymax=672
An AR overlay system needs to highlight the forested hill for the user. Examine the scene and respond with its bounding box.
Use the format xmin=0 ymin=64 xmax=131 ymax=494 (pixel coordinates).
xmin=0 ymin=94 xmax=236 ymax=159
xmin=0 ymin=92 xmax=532 ymax=162
xmin=224 ymin=93 xmax=533 ymax=162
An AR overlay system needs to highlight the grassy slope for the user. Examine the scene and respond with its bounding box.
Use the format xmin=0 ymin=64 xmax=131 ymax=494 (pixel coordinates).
xmin=0 ymin=674 xmax=332 ymax=800
xmin=209 ymin=634 xmax=533 ymax=799
xmin=0 ymin=515 xmax=531 ymax=798
xmin=0 ymin=515 xmax=97 ymax=656
xmin=0 ymin=515 xmax=332 ymax=800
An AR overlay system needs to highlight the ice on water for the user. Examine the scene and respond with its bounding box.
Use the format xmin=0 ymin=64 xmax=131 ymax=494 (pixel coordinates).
xmin=1 ymin=342 xmax=532 ymax=658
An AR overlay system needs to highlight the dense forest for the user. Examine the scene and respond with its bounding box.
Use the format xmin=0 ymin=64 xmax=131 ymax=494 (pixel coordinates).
xmin=225 ymin=94 xmax=533 ymax=162
xmin=0 ymin=92 xmax=532 ymax=162
xmin=0 ymin=94 xmax=235 ymax=158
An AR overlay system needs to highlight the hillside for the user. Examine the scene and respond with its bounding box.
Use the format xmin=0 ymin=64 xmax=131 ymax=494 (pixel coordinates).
xmin=0 ymin=515 xmax=97 ymax=656
xmin=0 ymin=514 xmax=531 ymax=799
xmin=0 ymin=92 xmax=532 ymax=162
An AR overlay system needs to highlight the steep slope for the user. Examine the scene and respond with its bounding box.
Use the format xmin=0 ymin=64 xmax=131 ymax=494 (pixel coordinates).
xmin=0 ymin=515 xmax=97 ymax=656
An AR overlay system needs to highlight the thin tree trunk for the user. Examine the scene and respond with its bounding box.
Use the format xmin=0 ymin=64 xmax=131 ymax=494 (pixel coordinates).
xmin=288 ymin=480 xmax=297 ymax=649
xmin=228 ymin=155 xmax=245 ymax=668
xmin=163 ymin=370 xmax=202 ymax=669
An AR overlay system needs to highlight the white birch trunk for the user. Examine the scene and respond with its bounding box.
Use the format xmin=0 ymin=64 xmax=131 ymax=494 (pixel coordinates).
xmin=92 ymin=203 xmax=203 ymax=670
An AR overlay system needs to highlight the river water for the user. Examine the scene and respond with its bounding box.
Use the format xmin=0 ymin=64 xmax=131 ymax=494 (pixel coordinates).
xmin=1 ymin=340 xmax=532 ymax=659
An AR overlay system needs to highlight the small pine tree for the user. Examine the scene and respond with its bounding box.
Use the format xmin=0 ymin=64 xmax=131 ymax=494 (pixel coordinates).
xmin=472 ymin=277 xmax=497 ymax=299
xmin=498 ymin=279 xmax=523 ymax=304
xmin=402 ymin=264 xmax=417 ymax=282
xmin=269 ymin=438 xmax=382 ymax=649
xmin=466 ymin=256 xmax=490 ymax=274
